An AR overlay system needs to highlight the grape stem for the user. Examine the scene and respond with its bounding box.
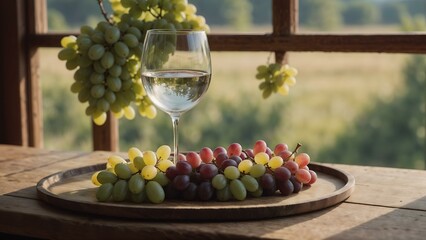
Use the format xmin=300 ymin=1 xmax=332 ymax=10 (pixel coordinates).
xmin=288 ymin=143 xmax=302 ymax=161
xmin=97 ymin=0 xmax=114 ymax=24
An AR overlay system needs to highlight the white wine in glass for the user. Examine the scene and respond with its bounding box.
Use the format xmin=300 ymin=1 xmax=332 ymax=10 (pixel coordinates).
xmin=141 ymin=30 xmax=211 ymax=163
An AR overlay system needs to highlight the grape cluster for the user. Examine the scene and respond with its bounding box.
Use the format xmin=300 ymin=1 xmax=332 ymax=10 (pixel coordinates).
xmin=58 ymin=0 xmax=209 ymax=125
xmin=91 ymin=140 xmax=317 ymax=203
xmin=255 ymin=63 xmax=298 ymax=99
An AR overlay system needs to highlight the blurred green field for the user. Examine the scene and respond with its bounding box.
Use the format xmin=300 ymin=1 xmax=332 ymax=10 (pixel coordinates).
xmin=40 ymin=47 xmax=424 ymax=168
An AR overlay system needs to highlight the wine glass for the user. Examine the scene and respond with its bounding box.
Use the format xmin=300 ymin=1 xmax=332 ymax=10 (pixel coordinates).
xmin=140 ymin=30 xmax=212 ymax=164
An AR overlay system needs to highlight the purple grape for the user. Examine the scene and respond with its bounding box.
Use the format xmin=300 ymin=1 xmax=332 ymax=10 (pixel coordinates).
xmin=290 ymin=176 xmax=303 ymax=193
xmin=199 ymin=164 xmax=218 ymax=180
xmin=197 ymin=181 xmax=214 ymax=201
xmin=176 ymin=160 xmax=192 ymax=175
xmin=262 ymin=184 xmax=277 ymax=196
xmin=165 ymin=166 xmax=178 ymax=180
xmin=244 ymin=149 xmax=254 ymax=159
xmin=260 ymin=173 xmax=276 ymax=190
xmin=215 ymin=153 xmax=228 ymax=168
xmin=172 ymin=175 xmax=190 ymax=191
xmin=229 ymin=155 xmax=242 ymax=164
xmin=182 ymin=182 xmax=198 ymax=201
xmin=219 ymin=159 xmax=238 ymax=171
xmin=190 ymin=171 xmax=202 ymax=184
xmin=165 ymin=184 xmax=180 ymax=199
xmin=274 ymin=167 xmax=291 ymax=182
xmin=277 ymin=180 xmax=294 ymax=196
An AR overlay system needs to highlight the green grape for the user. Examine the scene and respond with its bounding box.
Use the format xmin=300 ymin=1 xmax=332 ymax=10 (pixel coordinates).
xmin=80 ymin=25 xmax=94 ymax=35
xmin=144 ymin=105 xmax=157 ymax=119
xmin=58 ymin=48 xmax=77 ymax=61
xmin=249 ymin=186 xmax=263 ymax=198
xmin=93 ymin=61 xmax=106 ymax=74
xmin=79 ymin=55 xmax=93 ymax=68
xmin=89 ymin=72 xmax=104 ymax=84
xmin=127 ymin=162 xmax=139 ymax=174
xmin=141 ymin=165 xmax=157 ymax=180
xmin=230 ymin=179 xmax=246 ymax=201
xmin=90 ymin=84 xmax=105 ymax=99
xmin=97 ymin=21 xmax=111 ymax=32
xmin=88 ymin=44 xmax=105 ymax=60
xmin=96 ymin=98 xmax=110 ymax=112
xmin=114 ymin=162 xmax=132 ymax=180
xmin=130 ymin=190 xmax=146 ymax=203
xmin=91 ymin=171 xmax=101 ymax=186
xmin=156 ymin=145 xmax=171 ymax=160
xmin=104 ymin=26 xmax=121 ymax=44
xmin=107 ymin=155 xmax=127 ymax=168
xmin=152 ymin=171 xmax=169 ymax=186
xmin=76 ymin=36 xmax=93 ymax=51
xmin=85 ymin=105 xmax=96 ymax=116
xmin=240 ymin=175 xmax=259 ymax=192
xmin=128 ymin=174 xmax=145 ymax=194
xmin=133 ymin=156 xmax=146 ymax=170
xmin=126 ymin=27 xmax=142 ymax=40
xmin=96 ymin=183 xmax=113 ymax=202
xmin=112 ymin=179 xmax=128 ymax=202
xmin=60 ymin=35 xmax=77 ymax=49
xmin=107 ymin=76 xmax=122 ymax=92
xmin=146 ymin=180 xmax=165 ymax=203
xmin=157 ymin=160 xmax=173 ymax=172
xmin=124 ymin=106 xmax=136 ymax=119
xmin=216 ymin=185 xmax=231 ymax=201
xmin=254 ymin=152 xmax=269 ymax=165
xmin=101 ymin=51 xmax=115 ymax=69
xmin=114 ymin=41 xmax=130 ymax=58
xmin=142 ymin=151 xmax=157 ymax=165
xmin=70 ymin=81 xmax=83 ymax=93
xmin=286 ymin=76 xmax=297 ymax=86
xmin=108 ymin=65 xmax=122 ymax=77
xmin=122 ymin=33 xmax=139 ymax=48
xmin=93 ymin=111 xmax=107 ymax=125
xmin=128 ymin=147 xmax=143 ymax=162
xmin=250 ymin=164 xmax=266 ymax=178
xmin=212 ymin=174 xmax=227 ymax=190
xmin=77 ymin=87 xmax=90 ymax=102
xmin=268 ymin=156 xmax=284 ymax=170
xmin=238 ymin=159 xmax=253 ymax=174
xmin=104 ymin=90 xmax=116 ymax=103
xmin=224 ymin=166 xmax=240 ymax=180
xmin=66 ymin=57 xmax=80 ymax=70
xmin=73 ymin=68 xmax=90 ymax=81
xmin=97 ymin=170 xmax=118 ymax=184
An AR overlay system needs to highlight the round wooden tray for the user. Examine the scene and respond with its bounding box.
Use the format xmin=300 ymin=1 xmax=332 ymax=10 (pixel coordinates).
xmin=36 ymin=162 xmax=355 ymax=221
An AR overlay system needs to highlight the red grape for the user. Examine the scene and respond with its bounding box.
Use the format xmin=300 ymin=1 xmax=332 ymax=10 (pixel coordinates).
xmin=265 ymin=147 xmax=273 ymax=158
xmin=284 ymin=160 xmax=299 ymax=174
xmin=274 ymin=143 xmax=289 ymax=156
xmin=244 ymin=149 xmax=254 ymax=159
xmin=279 ymin=150 xmax=293 ymax=161
xmin=199 ymin=147 xmax=213 ymax=163
xmin=213 ymin=146 xmax=227 ymax=158
xmin=186 ymin=151 xmax=202 ymax=168
xmin=295 ymin=169 xmax=311 ymax=184
xmin=229 ymin=155 xmax=242 ymax=164
xmin=295 ymin=153 xmax=310 ymax=168
xmin=308 ymin=170 xmax=317 ymax=185
xmin=227 ymin=143 xmax=242 ymax=157
xmin=253 ymin=140 xmax=267 ymax=155
xmin=177 ymin=153 xmax=186 ymax=161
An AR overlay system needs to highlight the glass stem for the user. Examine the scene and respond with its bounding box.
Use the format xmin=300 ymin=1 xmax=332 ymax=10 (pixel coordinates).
xmin=171 ymin=115 xmax=180 ymax=164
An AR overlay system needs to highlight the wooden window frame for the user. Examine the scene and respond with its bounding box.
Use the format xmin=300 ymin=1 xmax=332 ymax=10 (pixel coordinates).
xmin=1 ymin=0 xmax=425 ymax=151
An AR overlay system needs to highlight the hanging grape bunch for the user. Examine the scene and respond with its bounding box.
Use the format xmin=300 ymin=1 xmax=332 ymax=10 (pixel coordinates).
xmin=57 ymin=0 xmax=209 ymax=125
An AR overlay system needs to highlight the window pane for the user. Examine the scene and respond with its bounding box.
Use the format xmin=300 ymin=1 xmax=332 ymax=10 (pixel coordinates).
xmin=39 ymin=48 xmax=92 ymax=151
xmin=299 ymin=0 xmax=426 ymax=33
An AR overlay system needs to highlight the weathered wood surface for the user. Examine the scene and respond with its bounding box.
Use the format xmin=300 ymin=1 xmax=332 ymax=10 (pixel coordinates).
xmin=0 ymin=144 xmax=425 ymax=239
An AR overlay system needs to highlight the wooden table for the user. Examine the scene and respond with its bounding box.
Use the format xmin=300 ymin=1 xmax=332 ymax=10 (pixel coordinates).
xmin=0 ymin=144 xmax=425 ymax=239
